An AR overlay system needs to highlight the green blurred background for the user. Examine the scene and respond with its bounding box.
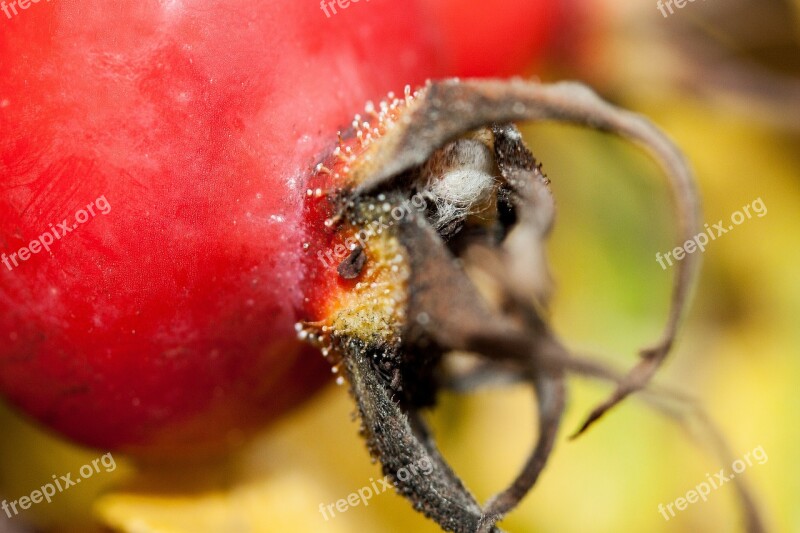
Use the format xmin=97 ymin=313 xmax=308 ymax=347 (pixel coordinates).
xmin=1 ymin=1 xmax=798 ymax=532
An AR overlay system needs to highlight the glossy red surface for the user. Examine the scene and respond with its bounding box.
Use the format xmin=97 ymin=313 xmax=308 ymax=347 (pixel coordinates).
xmin=0 ymin=0 xmax=565 ymax=457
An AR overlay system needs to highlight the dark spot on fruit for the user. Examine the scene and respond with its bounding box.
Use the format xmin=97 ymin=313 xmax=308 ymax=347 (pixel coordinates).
xmin=337 ymin=245 xmax=366 ymax=279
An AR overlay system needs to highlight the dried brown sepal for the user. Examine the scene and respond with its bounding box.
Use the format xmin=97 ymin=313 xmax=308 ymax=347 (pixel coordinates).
xmin=340 ymin=337 xmax=492 ymax=533
xmin=350 ymin=78 xmax=702 ymax=436
xmin=303 ymin=79 xmax=765 ymax=533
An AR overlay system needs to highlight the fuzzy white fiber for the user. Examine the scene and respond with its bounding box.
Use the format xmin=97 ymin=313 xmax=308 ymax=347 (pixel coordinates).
xmin=420 ymin=138 xmax=496 ymax=230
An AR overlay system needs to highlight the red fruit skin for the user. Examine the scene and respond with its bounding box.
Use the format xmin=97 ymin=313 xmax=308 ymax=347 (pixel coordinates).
xmin=420 ymin=0 xmax=570 ymax=77
xmin=0 ymin=0 xmax=566 ymax=458
xmin=0 ymin=0 xmax=447 ymax=458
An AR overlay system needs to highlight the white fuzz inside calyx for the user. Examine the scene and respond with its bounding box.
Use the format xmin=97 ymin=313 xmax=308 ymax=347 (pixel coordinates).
xmin=418 ymin=137 xmax=497 ymax=231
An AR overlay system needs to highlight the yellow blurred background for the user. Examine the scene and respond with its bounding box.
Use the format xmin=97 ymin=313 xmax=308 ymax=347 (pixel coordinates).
xmin=1 ymin=1 xmax=798 ymax=532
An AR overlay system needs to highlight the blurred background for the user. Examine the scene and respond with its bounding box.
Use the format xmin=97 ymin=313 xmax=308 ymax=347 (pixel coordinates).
xmin=1 ymin=0 xmax=798 ymax=532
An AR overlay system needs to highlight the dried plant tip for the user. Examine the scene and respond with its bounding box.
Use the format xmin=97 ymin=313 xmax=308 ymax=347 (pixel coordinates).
xmin=298 ymin=78 xmax=718 ymax=533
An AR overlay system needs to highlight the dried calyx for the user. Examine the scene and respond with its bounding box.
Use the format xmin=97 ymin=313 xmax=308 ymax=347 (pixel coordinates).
xmin=297 ymin=79 xmax=764 ymax=533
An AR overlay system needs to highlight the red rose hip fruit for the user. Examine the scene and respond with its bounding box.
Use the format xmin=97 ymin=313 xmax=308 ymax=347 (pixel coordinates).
xmin=0 ymin=0 xmax=564 ymax=458
xmin=0 ymin=0 xmax=450 ymax=458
